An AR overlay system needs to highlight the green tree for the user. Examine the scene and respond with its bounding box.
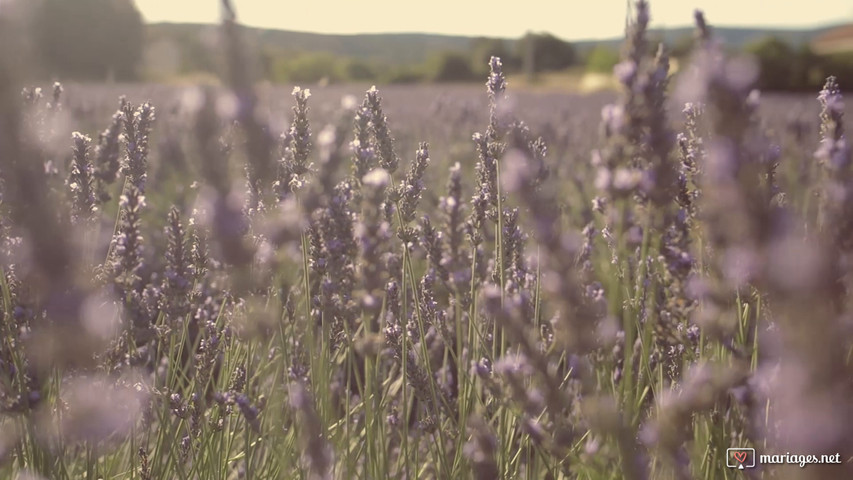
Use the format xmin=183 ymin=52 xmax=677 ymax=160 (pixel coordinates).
xmin=819 ymin=53 xmax=853 ymax=91
xmin=383 ymin=65 xmax=426 ymax=84
xmin=745 ymin=36 xmax=797 ymax=90
xmin=585 ymin=45 xmax=620 ymax=73
xmin=516 ymin=32 xmax=577 ymax=74
xmin=32 ymin=0 xmax=144 ymax=80
xmin=792 ymin=44 xmax=826 ymax=91
xmin=427 ymin=51 xmax=478 ymax=82
xmin=470 ymin=37 xmax=518 ymax=75
xmin=342 ymin=58 xmax=378 ymax=82
xmin=272 ymin=53 xmax=342 ymax=84
xmin=669 ymin=34 xmax=695 ymax=60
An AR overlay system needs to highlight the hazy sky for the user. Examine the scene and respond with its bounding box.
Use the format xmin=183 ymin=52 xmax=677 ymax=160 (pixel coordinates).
xmin=135 ymin=0 xmax=853 ymax=40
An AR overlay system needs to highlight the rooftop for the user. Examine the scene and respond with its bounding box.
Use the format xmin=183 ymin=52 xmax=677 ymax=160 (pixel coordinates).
xmin=812 ymin=24 xmax=853 ymax=55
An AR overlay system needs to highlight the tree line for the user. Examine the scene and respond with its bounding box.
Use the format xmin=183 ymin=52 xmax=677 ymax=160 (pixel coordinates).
xmin=20 ymin=0 xmax=853 ymax=90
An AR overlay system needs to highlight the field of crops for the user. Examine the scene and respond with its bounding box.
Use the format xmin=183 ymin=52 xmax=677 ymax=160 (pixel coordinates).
xmin=2 ymin=2 xmax=853 ymax=480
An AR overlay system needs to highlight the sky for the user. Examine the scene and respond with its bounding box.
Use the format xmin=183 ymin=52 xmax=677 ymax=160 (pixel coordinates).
xmin=135 ymin=0 xmax=853 ymax=40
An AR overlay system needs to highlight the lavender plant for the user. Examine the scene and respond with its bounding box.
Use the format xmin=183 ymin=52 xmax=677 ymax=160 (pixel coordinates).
xmin=0 ymin=2 xmax=852 ymax=480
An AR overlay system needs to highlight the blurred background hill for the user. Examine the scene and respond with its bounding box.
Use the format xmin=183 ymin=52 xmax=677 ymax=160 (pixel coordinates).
xmin=10 ymin=0 xmax=853 ymax=91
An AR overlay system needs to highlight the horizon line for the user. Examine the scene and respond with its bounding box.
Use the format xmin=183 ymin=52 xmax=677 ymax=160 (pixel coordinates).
xmin=144 ymin=19 xmax=850 ymax=43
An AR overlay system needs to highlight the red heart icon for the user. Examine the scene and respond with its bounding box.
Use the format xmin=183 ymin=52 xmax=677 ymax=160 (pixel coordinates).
xmin=733 ymin=451 xmax=748 ymax=464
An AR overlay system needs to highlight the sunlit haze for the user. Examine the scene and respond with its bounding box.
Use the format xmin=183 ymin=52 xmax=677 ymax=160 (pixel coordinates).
xmin=135 ymin=0 xmax=853 ymax=40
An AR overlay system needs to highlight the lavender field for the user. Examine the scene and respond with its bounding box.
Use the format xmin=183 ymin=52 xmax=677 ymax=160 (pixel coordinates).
xmin=2 ymin=2 xmax=853 ymax=480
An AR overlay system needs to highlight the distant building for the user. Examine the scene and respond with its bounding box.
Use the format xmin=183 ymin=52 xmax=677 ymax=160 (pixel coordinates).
xmin=812 ymin=25 xmax=853 ymax=55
